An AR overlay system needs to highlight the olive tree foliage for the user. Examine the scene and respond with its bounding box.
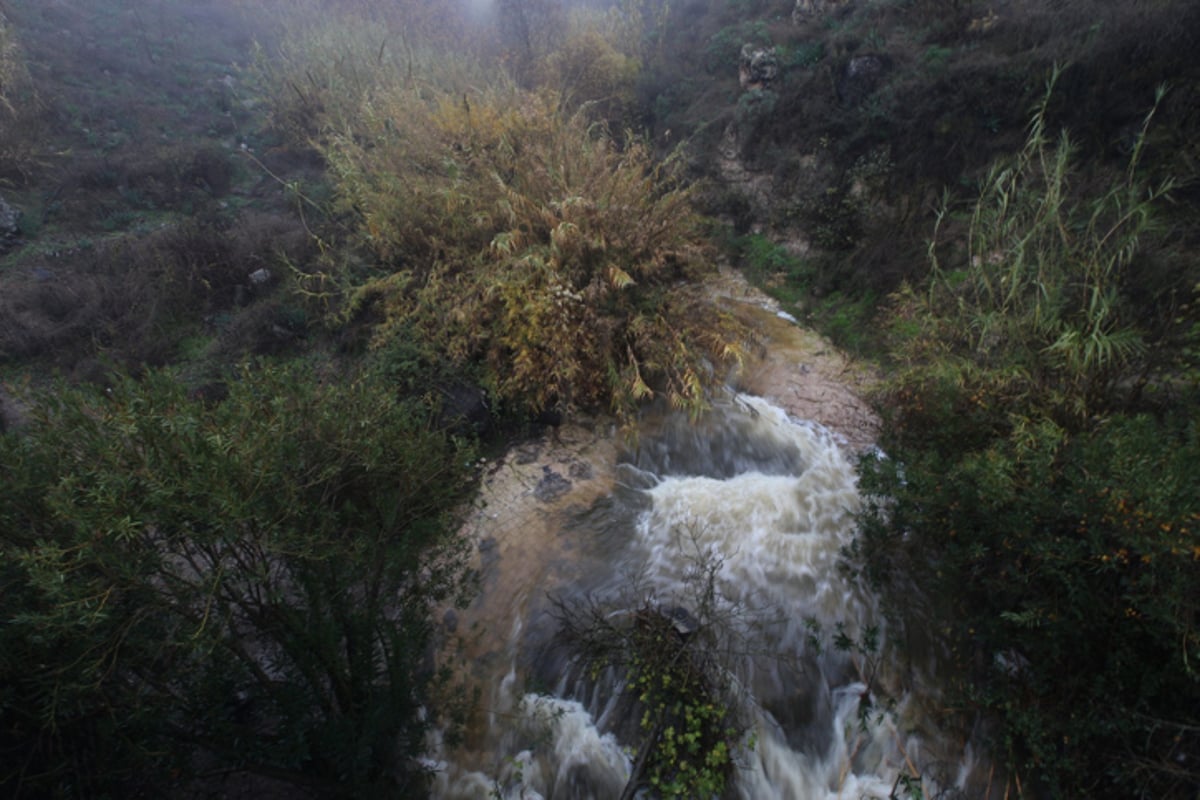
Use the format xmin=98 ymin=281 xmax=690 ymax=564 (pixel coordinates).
xmin=0 ymin=365 xmax=478 ymax=796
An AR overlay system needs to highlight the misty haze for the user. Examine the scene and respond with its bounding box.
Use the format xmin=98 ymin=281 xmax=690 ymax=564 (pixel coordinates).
xmin=1 ymin=1 xmax=1197 ymax=798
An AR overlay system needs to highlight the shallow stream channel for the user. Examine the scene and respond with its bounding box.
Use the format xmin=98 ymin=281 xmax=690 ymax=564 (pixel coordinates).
xmin=430 ymin=295 xmax=984 ymax=799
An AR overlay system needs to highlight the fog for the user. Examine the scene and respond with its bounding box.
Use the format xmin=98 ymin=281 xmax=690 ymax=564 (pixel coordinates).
xmin=4 ymin=0 xmax=1198 ymax=796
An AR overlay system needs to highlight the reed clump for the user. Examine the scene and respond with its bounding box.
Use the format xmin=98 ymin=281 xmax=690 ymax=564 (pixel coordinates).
xmin=259 ymin=9 xmax=748 ymax=425
xmin=327 ymin=83 xmax=746 ymax=423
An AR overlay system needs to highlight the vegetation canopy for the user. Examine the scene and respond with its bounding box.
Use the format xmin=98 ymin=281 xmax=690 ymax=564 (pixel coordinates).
xmin=852 ymin=75 xmax=1200 ymax=799
xmin=1 ymin=0 xmax=1197 ymax=796
xmin=0 ymin=364 xmax=477 ymax=796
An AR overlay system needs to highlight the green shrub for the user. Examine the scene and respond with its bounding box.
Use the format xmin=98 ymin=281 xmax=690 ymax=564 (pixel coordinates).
xmin=704 ymin=21 xmax=770 ymax=74
xmin=0 ymin=364 xmax=477 ymax=795
xmin=857 ymin=412 xmax=1200 ymax=798
xmin=741 ymin=233 xmax=800 ymax=276
xmin=853 ymin=71 xmax=1198 ymax=798
xmin=778 ymin=40 xmax=826 ymax=69
xmin=734 ymin=87 xmax=778 ymax=142
xmin=921 ymin=44 xmax=954 ymax=71
xmin=732 ymin=233 xmax=813 ymax=312
xmin=551 ymin=534 xmax=752 ymax=798
xmin=814 ymin=290 xmax=878 ymax=353
xmin=892 ymin=68 xmax=1172 ymax=424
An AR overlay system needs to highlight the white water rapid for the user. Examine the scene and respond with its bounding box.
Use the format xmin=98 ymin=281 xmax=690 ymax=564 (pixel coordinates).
xmin=431 ymin=394 xmax=970 ymax=800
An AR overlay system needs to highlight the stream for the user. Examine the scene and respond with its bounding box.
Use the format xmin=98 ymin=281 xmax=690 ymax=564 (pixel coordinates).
xmin=430 ymin=389 xmax=981 ymax=799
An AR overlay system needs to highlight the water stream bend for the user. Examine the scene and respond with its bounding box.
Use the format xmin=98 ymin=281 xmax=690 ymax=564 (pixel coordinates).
xmin=432 ymin=391 xmax=973 ymax=799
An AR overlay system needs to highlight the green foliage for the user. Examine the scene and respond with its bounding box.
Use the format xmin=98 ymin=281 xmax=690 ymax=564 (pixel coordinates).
xmin=704 ymin=21 xmax=770 ymax=74
xmin=730 ymin=233 xmax=812 ymax=312
xmin=0 ymin=364 xmax=477 ymax=796
xmin=628 ymin=615 xmax=741 ymax=798
xmin=891 ymin=69 xmax=1172 ymax=424
xmin=553 ymin=530 xmax=753 ymax=798
xmin=734 ymin=87 xmax=778 ymax=142
xmin=857 ymin=413 xmax=1200 ymax=797
xmin=921 ymin=44 xmax=954 ymax=71
xmin=854 ymin=73 xmax=1199 ymax=798
xmin=813 ymin=290 xmax=879 ymax=354
xmin=777 ymin=40 xmax=826 ymax=69
xmin=739 ymin=233 xmax=803 ymax=279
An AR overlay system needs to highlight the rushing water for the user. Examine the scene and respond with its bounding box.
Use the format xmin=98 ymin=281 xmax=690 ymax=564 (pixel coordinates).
xmin=432 ymin=394 xmax=971 ymax=799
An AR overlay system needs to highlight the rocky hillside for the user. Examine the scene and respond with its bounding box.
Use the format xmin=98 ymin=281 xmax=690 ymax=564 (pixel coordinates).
xmin=644 ymin=0 xmax=1200 ymax=340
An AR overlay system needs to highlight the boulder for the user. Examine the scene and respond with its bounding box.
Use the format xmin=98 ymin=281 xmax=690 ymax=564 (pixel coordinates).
xmin=533 ymin=466 xmax=572 ymax=503
xmin=739 ymin=44 xmax=780 ymax=90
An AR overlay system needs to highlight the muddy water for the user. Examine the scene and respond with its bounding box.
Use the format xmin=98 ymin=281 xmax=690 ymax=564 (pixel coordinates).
xmin=430 ymin=298 xmax=976 ymax=799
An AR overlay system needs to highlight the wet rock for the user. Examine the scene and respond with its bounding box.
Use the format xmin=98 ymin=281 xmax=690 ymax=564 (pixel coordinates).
xmin=514 ymin=442 xmax=542 ymax=464
xmin=739 ymin=44 xmax=780 ymax=90
xmin=662 ymin=605 xmax=701 ymax=637
xmin=533 ymin=466 xmax=572 ymax=502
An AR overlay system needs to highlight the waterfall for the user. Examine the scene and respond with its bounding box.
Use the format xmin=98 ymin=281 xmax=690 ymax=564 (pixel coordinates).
xmin=432 ymin=394 xmax=969 ymax=799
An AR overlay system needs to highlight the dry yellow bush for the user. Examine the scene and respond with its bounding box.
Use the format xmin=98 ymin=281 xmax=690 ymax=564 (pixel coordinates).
xmin=535 ymin=26 xmax=640 ymax=123
xmin=325 ymin=82 xmax=747 ymax=423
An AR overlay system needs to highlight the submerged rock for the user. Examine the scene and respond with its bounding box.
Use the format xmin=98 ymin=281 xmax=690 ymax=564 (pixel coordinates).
xmin=533 ymin=466 xmax=572 ymax=502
